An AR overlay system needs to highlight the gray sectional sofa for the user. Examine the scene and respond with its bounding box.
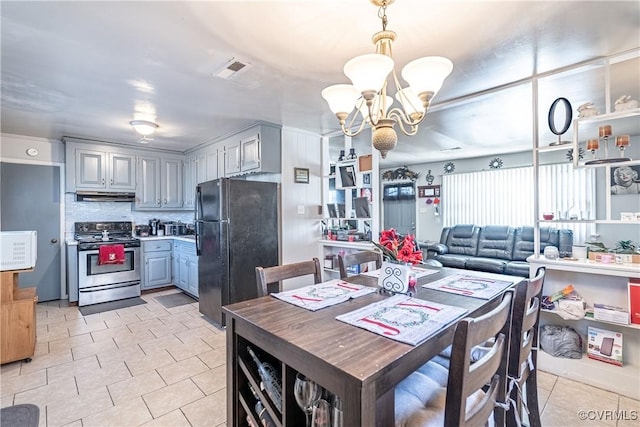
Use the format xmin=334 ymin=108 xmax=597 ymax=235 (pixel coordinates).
xmin=424 ymin=224 xmax=573 ymax=277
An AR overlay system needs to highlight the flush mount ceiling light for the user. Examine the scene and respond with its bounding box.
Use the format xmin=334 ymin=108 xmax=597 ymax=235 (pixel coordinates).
xmin=129 ymin=120 xmax=159 ymax=137
xmin=322 ymin=0 xmax=453 ymax=158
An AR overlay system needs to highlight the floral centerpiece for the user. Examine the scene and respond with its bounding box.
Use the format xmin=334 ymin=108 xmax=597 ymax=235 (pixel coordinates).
xmin=373 ymin=228 xmax=423 ymax=265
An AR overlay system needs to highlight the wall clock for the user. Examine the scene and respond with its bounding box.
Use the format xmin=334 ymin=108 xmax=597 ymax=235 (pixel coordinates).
xmin=489 ymin=157 xmax=503 ymax=169
xmin=444 ymin=162 xmax=455 ymax=174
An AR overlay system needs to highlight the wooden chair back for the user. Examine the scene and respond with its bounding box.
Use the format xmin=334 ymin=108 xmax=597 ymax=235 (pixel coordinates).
xmin=445 ymin=291 xmax=513 ymax=427
xmin=255 ymin=258 xmax=322 ymax=297
xmin=338 ymin=250 xmax=382 ymax=279
xmin=506 ymin=267 xmax=546 ymax=427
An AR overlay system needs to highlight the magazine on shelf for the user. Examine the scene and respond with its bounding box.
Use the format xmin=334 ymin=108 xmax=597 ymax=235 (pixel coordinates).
xmin=271 ymin=279 xmax=376 ymax=311
xmin=335 ymin=294 xmax=468 ymax=346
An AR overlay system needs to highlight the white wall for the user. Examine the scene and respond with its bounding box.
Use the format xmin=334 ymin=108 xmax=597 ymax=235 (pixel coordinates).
xmin=279 ymin=127 xmax=323 ymax=289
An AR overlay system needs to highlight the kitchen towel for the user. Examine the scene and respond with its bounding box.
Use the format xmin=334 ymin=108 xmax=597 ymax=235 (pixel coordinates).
xmin=98 ymin=244 xmax=125 ymax=265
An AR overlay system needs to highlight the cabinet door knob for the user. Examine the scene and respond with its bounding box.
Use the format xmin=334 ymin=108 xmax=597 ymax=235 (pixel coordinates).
xmin=102 ymin=178 xmax=105 ymax=185
xmin=50 ymin=238 xmax=58 ymax=244
xmin=164 ymin=198 xmax=167 ymax=205
xmin=157 ymin=199 xmax=161 ymax=205
xmin=110 ymin=179 xmax=113 ymax=185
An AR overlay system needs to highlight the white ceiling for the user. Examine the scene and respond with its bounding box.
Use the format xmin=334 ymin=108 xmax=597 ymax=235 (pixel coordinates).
xmin=1 ymin=1 xmax=639 ymax=168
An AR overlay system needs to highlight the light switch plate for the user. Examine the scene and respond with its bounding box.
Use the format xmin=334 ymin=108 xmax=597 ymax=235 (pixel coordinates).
xmin=297 ymin=205 xmax=305 ymax=214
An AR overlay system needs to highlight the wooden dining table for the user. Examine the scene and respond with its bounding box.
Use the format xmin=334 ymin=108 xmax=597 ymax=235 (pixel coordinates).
xmin=223 ymin=266 xmax=525 ymax=427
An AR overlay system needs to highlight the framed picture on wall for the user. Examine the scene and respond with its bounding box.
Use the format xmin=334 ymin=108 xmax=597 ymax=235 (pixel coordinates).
xmin=294 ymin=167 xmax=310 ymax=184
xmin=338 ymin=165 xmax=357 ymax=188
xmin=610 ymin=165 xmax=640 ymax=195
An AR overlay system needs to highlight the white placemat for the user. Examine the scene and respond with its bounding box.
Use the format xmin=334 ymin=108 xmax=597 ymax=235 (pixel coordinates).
xmin=421 ymin=271 xmax=519 ymax=300
xmin=271 ymin=279 xmax=377 ymax=311
xmin=335 ymin=294 xmax=468 ymax=346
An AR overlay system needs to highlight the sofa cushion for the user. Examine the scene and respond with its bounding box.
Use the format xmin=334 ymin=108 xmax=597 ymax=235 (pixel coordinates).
xmin=434 ymin=254 xmax=470 ymax=269
xmin=476 ymin=225 xmax=515 ymax=260
xmin=444 ymin=224 xmax=480 ymax=256
xmin=504 ymin=261 xmax=530 ymax=277
xmin=513 ymin=226 xmax=558 ymax=261
xmin=465 ymin=257 xmax=507 ymax=274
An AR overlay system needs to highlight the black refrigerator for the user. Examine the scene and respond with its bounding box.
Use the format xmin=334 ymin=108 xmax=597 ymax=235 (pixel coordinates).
xmin=196 ymin=178 xmax=279 ymax=326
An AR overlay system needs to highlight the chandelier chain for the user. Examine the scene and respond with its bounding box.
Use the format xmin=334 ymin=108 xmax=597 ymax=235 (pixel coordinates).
xmin=378 ymin=1 xmax=388 ymax=31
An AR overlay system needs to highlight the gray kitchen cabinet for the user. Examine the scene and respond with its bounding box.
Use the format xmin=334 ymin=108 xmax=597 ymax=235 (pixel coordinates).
xmin=206 ymin=146 xmax=221 ymax=180
xmin=173 ymin=240 xmax=198 ymax=298
xmin=240 ymin=134 xmax=260 ymax=172
xmin=224 ymin=123 xmax=281 ymax=177
xmin=142 ymin=240 xmax=172 ymax=290
xmin=72 ymin=148 xmax=136 ymax=191
xmin=225 ymin=140 xmax=241 ymax=175
xmin=184 ymin=152 xmax=206 ymax=209
xmin=135 ymin=155 xmax=184 ymax=210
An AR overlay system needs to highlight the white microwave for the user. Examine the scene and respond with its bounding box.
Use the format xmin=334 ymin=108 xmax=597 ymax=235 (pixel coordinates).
xmin=1 ymin=230 xmax=37 ymax=271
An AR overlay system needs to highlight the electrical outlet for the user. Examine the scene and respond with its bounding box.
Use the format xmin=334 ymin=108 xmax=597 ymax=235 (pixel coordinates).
xmin=297 ymin=205 xmax=305 ymax=215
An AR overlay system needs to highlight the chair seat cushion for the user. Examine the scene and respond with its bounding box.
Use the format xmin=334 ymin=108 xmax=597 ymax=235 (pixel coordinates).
xmin=395 ymin=361 xmax=493 ymax=427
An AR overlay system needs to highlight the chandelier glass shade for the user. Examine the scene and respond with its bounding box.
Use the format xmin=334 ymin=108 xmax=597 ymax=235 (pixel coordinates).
xmin=321 ymin=0 xmax=453 ymax=158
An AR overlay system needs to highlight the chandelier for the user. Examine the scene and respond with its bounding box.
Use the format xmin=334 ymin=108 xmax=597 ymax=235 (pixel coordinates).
xmin=321 ymin=0 xmax=453 ymax=158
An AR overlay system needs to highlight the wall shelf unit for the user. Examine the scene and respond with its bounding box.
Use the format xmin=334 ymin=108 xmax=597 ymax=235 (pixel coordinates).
xmin=529 ymin=257 xmax=640 ymax=400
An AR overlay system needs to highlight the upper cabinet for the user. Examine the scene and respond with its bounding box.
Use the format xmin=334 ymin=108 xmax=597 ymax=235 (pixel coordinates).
xmin=223 ymin=124 xmax=281 ymax=177
xmin=135 ymin=154 xmax=184 ymax=210
xmin=65 ymin=141 xmax=136 ymax=192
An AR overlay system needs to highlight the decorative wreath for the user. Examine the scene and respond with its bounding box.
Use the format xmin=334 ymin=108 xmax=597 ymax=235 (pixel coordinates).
xmin=489 ymin=157 xmax=503 ymax=169
xmin=566 ymin=148 xmax=585 ymax=162
xmin=444 ymin=162 xmax=455 ymax=174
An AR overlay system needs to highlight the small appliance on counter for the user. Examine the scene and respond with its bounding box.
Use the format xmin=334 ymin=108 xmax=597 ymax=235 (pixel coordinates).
xmin=134 ymin=225 xmax=150 ymax=237
xmin=149 ymin=219 xmax=159 ymax=236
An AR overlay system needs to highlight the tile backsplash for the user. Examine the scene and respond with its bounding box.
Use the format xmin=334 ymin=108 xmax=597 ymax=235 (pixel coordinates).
xmin=64 ymin=194 xmax=194 ymax=238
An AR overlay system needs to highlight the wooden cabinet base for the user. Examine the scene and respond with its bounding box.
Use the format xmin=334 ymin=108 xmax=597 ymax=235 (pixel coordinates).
xmin=1 ymin=271 xmax=37 ymax=365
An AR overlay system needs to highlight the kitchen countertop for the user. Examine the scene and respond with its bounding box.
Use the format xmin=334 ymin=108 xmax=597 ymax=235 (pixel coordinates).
xmin=138 ymin=235 xmax=196 ymax=243
xmin=66 ymin=236 xmax=196 ymax=245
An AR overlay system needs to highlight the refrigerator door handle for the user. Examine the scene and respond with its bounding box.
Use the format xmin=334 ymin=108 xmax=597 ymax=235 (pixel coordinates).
xmin=195 ymin=185 xmax=202 ymax=223
xmin=195 ymin=221 xmax=201 ymax=256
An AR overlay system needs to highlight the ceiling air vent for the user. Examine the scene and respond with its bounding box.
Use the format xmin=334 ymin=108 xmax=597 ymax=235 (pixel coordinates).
xmin=215 ymin=57 xmax=251 ymax=79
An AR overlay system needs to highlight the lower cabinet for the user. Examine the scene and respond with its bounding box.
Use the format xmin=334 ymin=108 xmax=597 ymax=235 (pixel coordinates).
xmin=173 ymin=240 xmax=198 ymax=298
xmin=142 ymin=240 xmax=172 ymax=290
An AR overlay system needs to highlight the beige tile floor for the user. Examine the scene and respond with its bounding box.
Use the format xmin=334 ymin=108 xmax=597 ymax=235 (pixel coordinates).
xmin=1 ymin=288 xmax=638 ymax=427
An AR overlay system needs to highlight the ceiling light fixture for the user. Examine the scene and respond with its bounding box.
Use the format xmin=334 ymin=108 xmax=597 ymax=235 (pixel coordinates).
xmin=129 ymin=120 xmax=159 ymax=137
xmin=322 ymin=0 xmax=453 ymax=158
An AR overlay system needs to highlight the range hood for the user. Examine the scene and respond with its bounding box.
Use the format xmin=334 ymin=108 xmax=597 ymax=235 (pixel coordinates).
xmin=75 ymin=191 xmax=135 ymax=202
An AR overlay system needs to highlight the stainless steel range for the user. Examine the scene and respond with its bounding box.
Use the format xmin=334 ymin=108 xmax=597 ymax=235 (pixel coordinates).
xmin=75 ymin=221 xmax=141 ymax=306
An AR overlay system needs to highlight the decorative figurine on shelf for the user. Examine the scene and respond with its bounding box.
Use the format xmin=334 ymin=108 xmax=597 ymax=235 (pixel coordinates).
xmin=577 ymin=102 xmax=599 ymax=118
xmin=614 ymin=95 xmax=639 ymax=112
xmin=338 ymin=150 xmax=345 ymax=162
xmin=347 ymin=148 xmax=357 ymax=160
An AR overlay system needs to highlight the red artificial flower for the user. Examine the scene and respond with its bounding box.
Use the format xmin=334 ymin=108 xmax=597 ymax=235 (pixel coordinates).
xmin=373 ymin=229 xmax=423 ymax=265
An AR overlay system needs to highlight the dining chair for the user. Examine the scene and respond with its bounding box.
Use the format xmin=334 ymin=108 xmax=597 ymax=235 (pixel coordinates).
xmin=338 ymin=250 xmax=382 ymax=279
xmin=504 ymin=267 xmax=545 ymax=427
xmin=255 ymin=258 xmax=322 ymax=297
xmin=395 ymin=291 xmax=513 ymax=427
